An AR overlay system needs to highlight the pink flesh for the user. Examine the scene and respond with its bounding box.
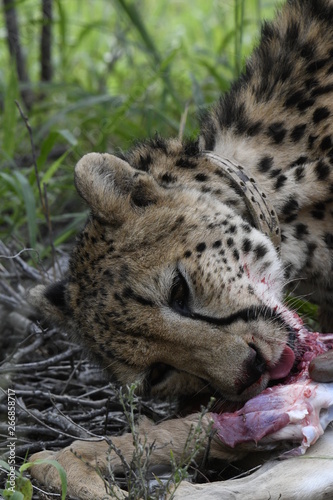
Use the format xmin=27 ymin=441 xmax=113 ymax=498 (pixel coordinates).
xmin=212 ymin=325 xmax=333 ymax=455
xmin=268 ymin=345 xmax=295 ymax=380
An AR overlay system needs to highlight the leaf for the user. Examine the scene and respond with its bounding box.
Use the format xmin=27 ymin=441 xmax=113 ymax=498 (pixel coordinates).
xmin=0 ymin=459 xmax=11 ymax=472
xmin=35 ymin=129 xmax=75 ymax=185
xmin=75 ymin=20 xmax=110 ymax=49
xmin=58 ymin=129 xmax=78 ymax=146
xmin=36 ymin=131 xmax=59 ymax=171
xmin=13 ymin=171 xmax=37 ymax=248
xmin=15 ymin=476 xmax=33 ymax=500
xmin=39 ymin=150 xmax=71 ymax=186
xmin=0 ymin=171 xmax=37 ymax=247
xmin=3 ymin=491 xmax=24 ymax=500
xmin=21 ymin=460 xmax=67 ymax=500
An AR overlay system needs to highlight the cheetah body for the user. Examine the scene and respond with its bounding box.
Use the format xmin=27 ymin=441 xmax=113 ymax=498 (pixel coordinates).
xmin=31 ymin=0 xmax=333 ymax=403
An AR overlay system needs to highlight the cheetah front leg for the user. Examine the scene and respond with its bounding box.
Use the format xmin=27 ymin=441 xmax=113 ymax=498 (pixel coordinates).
xmin=30 ymin=440 xmax=118 ymax=499
xmin=29 ymin=413 xmax=237 ymax=499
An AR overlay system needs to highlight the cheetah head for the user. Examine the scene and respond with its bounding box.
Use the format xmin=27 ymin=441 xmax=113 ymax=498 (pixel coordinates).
xmin=29 ymin=142 xmax=297 ymax=402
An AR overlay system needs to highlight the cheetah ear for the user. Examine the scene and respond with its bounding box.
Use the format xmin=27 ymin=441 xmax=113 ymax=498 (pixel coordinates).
xmin=74 ymin=153 xmax=162 ymax=225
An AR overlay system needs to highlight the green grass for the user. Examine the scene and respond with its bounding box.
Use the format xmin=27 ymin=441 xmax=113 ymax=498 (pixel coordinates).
xmin=0 ymin=0 xmax=278 ymax=252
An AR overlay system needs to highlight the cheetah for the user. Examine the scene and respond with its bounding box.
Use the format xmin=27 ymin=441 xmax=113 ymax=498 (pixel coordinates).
xmin=29 ymin=0 xmax=333 ymax=498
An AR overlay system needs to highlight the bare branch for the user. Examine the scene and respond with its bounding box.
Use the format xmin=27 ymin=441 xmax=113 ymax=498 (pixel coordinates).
xmin=40 ymin=0 xmax=53 ymax=82
xmin=0 ymin=346 xmax=82 ymax=373
xmin=0 ymin=240 xmax=43 ymax=281
xmin=2 ymin=0 xmax=33 ymax=108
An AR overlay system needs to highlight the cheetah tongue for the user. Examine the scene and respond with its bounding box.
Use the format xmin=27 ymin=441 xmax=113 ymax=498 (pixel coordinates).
xmin=268 ymin=346 xmax=295 ymax=380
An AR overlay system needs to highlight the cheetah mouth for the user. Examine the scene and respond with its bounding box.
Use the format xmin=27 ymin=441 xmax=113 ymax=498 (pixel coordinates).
xmin=237 ymin=327 xmax=297 ymax=397
xmin=267 ymin=345 xmax=295 ymax=380
xmin=147 ymin=328 xmax=297 ymax=399
xmin=267 ymin=328 xmax=296 ymax=381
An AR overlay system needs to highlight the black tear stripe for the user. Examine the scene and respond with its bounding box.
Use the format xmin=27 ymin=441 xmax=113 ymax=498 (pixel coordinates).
xmin=191 ymin=306 xmax=284 ymax=328
xmin=123 ymin=286 xmax=154 ymax=307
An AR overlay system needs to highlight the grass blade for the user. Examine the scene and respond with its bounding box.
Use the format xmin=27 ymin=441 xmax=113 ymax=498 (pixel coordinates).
xmin=39 ymin=149 xmax=71 ymax=186
xmin=115 ymin=0 xmax=161 ymax=65
xmin=114 ymin=0 xmax=181 ymax=106
xmin=234 ymin=0 xmax=246 ymax=78
xmin=13 ymin=171 xmax=37 ymax=248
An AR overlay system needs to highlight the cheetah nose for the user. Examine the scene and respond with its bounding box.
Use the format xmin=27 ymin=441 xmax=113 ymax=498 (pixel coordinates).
xmin=243 ymin=343 xmax=267 ymax=388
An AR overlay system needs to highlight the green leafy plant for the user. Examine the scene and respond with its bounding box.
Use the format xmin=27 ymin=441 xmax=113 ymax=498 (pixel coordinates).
xmin=0 ymin=0 xmax=278 ymax=255
xmin=0 ymin=458 xmax=67 ymax=500
xmin=103 ymin=383 xmax=213 ymax=499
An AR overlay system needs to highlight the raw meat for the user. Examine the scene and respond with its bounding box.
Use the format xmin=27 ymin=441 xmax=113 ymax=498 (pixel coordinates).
xmin=212 ymin=324 xmax=333 ymax=456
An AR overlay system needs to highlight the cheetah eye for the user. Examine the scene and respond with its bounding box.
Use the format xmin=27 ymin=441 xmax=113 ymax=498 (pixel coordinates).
xmin=169 ymin=271 xmax=191 ymax=317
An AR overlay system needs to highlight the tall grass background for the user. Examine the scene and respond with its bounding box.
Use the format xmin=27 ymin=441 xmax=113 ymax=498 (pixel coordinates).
xmin=0 ymin=0 xmax=278 ymax=255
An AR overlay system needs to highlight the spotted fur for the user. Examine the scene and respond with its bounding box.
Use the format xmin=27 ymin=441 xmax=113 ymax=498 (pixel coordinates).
xmin=30 ymin=0 xmax=333 ymax=403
